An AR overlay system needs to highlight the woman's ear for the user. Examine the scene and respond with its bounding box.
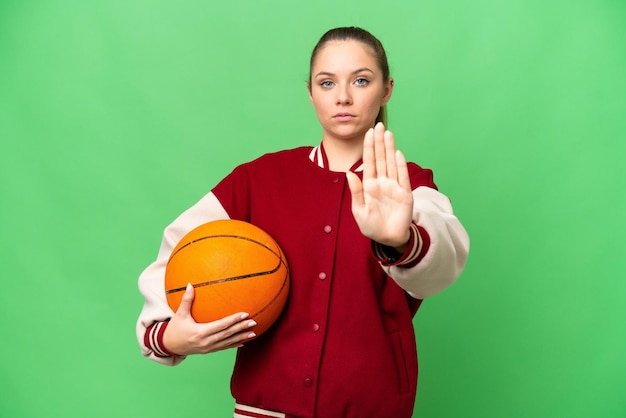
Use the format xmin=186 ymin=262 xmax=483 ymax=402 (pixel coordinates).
xmin=382 ymin=77 xmax=394 ymax=106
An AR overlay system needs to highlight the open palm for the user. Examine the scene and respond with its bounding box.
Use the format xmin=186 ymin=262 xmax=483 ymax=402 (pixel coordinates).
xmin=347 ymin=123 xmax=414 ymax=249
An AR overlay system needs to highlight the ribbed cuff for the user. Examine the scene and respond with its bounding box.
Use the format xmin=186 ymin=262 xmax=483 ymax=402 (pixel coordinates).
xmin=144 ymin=321 xmax=176 ymax=358
xmin=371 ymin=222 xmax=430 ymax=268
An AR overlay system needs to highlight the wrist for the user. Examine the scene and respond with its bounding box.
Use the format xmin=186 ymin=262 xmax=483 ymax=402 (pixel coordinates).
xmin=378 ymin=229 xmax=410 ymax=253
xmin=393 ymin=231 xmax=411 ymax=254
xmin=371 ymin=222 xmax=430 ymax=268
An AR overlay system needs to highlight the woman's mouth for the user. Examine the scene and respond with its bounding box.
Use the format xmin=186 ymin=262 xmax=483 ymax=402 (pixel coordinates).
xmin=333 ymin=113 xmax=355 ymax=122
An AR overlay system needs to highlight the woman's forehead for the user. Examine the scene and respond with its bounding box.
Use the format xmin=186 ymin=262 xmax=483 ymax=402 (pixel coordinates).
xmin=312 ymin=40 xmax=378 ymax=74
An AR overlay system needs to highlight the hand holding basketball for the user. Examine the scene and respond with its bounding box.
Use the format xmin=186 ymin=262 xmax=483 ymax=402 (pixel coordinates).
xmin=164 ymin=220 xmax=290 ymax=338
xmin=163 ymin=283 xmax=257 ymax=355
xmin=347 ymin=122 xmax=413 ymax=249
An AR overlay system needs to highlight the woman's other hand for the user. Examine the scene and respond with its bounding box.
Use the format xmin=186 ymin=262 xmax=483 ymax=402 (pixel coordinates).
xmin=163 ymin=283 xmax=257 ymax=355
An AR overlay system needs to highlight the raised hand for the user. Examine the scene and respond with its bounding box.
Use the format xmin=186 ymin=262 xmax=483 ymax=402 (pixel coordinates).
xmin=163 ymin=283 xmax=257 ymax=355
xmin=346 ymin=122 xmax=414 ymax=250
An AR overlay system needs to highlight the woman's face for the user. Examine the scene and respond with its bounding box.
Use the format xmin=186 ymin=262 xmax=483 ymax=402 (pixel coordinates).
xmin=309 ymin=40 xmax=393 ymax=144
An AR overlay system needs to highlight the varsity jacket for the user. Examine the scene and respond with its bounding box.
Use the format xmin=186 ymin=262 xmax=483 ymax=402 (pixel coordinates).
xmin=136 ymin=145 xmax=469 ymax=418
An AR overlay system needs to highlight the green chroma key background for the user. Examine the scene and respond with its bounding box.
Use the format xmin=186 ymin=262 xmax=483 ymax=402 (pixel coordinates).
xmin=1 ymin=1 xmax=624 ymax=417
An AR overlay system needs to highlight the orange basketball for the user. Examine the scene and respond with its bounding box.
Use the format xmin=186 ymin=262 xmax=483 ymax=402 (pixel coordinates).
xmin=164 ymin=219 xmax=290 ymax=338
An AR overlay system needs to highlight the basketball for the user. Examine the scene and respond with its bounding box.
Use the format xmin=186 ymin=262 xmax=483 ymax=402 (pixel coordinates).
xmin=164 ymin=219 xmax=290 ymax=338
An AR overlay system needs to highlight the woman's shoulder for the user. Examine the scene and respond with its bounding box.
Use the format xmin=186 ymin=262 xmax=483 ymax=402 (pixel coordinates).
xmin=406 ymin=161 xmax=437 ymax=190
xmin=259 ymin=146 xmax=314 ymax=161
xmin=242 ymin=146 xmax=315 ymax=168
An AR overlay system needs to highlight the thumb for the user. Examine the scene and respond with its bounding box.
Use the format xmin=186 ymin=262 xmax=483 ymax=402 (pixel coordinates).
xmin=176 ymin=283 xmax=195 ymax=316
xmin=346 ymin=171 xmax=364 ymax=208
xmin=346 ymin=171 xmax=365 ymax=216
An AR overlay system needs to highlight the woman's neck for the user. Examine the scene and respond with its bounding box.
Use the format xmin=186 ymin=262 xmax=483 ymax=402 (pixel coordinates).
xmin=322 ymin=137 xmax=363 ymax=172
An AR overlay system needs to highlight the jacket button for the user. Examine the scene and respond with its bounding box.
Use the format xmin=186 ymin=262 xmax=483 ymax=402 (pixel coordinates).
xmin=323 ymin=225 xmax=332 ymax=233
xmin=312 ymin=323 xmax=320 ymax=332
xmin=304 ymin=378 xmax=313 ymax=387
xmin=318 ymin=272 xmax=327 ymax=280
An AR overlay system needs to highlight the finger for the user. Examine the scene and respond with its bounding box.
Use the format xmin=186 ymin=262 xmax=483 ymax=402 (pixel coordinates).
xmin=201 ymin=315 xmax=258 ymax=352
xmin=346 ymin=171 xmax=364 ymax=209
xmin=212 ymin=327 xmax=257 ymax=352
xmin=395 ymin=150 xmax=411 ymax=191
xmin=176 ymin=283 xmax=195 ymax=316
xmin=216 ymin=320 xmax=258 ymax=343
xmin=201 ymin=311 xmax=252 ymax=335
xmin=374 ymin=122 xmax=387 ymax=178
xmin=362 ymin=128 xmax=375 ymax=181
xmin=384 ymin=130 xmax=398 ymax=181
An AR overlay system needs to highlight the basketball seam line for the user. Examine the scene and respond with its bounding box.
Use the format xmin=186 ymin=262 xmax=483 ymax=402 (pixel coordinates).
xmin=165 ymin=255 xmax=288 ymax=295
xmin=167 ymin=234 xmax=283 ymax=266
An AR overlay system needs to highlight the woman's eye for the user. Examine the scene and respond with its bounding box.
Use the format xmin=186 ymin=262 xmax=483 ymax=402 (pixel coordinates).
xmin=355 ymin=78 xmax=369 ymax=86
xmin=320 ymin=80 xmax=334 ymax=88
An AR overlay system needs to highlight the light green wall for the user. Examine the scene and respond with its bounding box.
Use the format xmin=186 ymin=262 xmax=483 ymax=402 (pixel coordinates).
xmin=1 ymin=1 xmax=624 ymax=417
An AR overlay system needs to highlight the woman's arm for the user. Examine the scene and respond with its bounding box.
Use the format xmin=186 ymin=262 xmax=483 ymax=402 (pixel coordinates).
xmin=136 ymin=192 xmax=255 ymax=365
xmin=374 ymin=186 xmax=469 ymax=299
xmin=347 ymin=122 xmax=469 ymax=299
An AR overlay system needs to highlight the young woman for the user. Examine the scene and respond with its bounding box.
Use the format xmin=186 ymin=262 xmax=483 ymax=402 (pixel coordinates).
xmin=137 ymin=27 xmax=469 ymax=418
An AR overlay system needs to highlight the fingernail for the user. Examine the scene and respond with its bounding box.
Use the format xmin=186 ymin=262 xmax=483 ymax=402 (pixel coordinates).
xmin=248 ymin=320 xmax=257 ymax=327
xmin=240 ymin=313 xmax=249 ymax=319
xmin=247 ymin=332 xmax=256 ymax=339
xmin=186 ymin=283 xmax=193 ymax=292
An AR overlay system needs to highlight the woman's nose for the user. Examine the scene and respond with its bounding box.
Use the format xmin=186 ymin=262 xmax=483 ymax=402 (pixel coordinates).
xmin=335 ymin=85 xmax=352 ymax=105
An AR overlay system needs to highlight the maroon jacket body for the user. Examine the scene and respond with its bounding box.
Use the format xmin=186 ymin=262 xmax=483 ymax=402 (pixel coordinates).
xmin=137 ymin=145 xmax=470 ymax=418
